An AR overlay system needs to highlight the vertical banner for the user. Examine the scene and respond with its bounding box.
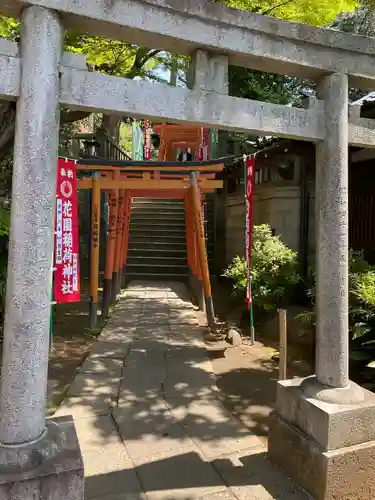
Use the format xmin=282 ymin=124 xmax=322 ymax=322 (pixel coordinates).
xmin=203 ymin=128 xmax=210 ymax=160
xmin=245 ymin=156 xmax=256 ymax=308
xmin=54 ymin=158 xmax=81 ymax=303
xmin=197 ymin=128 xmax=210 ymax=160
xmin=144 ymin=120 xmax=151 ymax=160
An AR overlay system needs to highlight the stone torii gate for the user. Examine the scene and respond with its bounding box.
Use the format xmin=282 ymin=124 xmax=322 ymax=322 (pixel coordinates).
xmin=1 ymin=1 xmax=375 ymax=499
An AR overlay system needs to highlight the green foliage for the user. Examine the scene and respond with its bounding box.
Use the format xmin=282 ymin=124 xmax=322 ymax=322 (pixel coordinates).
xmin=229 ymin=67 xmax=304 ymax=105
xmin=0 ymin=203 xmax=10 ymax=237
xmin=219 ymin=0 xmax=358 ymax=26
xmin=223 ymin=224 xmax=301 ymax=310
xmin=298 ymin=251 xmax=375 ymax=367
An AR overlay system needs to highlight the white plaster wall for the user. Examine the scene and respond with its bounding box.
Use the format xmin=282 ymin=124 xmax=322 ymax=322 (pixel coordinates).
xmin=224 ymin=184 xmax=303 ymax=266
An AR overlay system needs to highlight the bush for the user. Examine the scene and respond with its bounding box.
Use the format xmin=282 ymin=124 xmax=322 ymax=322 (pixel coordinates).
xmin=223 ymin=224 xmax=301 ymax=311
xmin=298 ymin=250 xmax=375 ymax=366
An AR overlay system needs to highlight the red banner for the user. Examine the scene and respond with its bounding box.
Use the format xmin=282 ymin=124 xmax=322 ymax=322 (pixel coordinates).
xmin=144 ymin=120 xmax=151 ymax=160
xmin=245 ymin=156 xmax=255 ymax=308
xmin=54 ymin=158 xmax=80 ymax=303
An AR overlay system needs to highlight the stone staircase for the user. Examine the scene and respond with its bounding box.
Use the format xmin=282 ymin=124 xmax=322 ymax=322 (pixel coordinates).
xmin=126 ymin=198 xmax=189 ymax=282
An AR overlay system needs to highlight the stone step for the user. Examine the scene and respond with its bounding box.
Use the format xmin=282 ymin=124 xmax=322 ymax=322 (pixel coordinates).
xmin=126 ymin=272 xmax=188 ymax=282
xmin=128 ymin=248 xmax=187 ymax=257
xmin=126 ymin=263 xmax=189 ymax=275
xmin=127 ymin=255 xmax=187 ymax=266
xmin=129 ymin=228 xmax=186 ymax=238
xmin=131 ymin=212 xmax=185 ymax=220
xmin=133 ymin=198 xmax=184 ymax=205
xmin=130 ymin=222 xmax=186 ymax=231
xmin=128 ymin=239 xmax=186 ymax=250
xmin=131 ymin=205 xmax=185 ymax=213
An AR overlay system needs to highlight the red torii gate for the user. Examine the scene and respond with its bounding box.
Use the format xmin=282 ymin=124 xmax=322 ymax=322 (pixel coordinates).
xmin=76 ymin=158 xmax=225 ymax=329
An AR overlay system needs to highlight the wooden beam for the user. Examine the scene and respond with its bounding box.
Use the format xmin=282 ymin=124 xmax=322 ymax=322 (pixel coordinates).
xmin=77 ymin=163 xmax=225 ymax=172
xmin=77 ymin=178 xmax=223 ymax=190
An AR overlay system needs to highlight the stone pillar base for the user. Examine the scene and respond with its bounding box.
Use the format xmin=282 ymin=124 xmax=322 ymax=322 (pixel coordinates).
xmin=0 ymin=416 xmax=84 ymax=500
xmin=268 ymin=376 xmax=375 ymax=499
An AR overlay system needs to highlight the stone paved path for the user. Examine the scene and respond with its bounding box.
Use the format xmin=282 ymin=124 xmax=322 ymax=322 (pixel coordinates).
xmin=55 ymin=282 xmax=309 ymax=500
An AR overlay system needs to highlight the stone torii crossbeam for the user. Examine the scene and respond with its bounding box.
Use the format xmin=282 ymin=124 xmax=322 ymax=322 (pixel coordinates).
xmin=1 ymin=1 xmax=375 ymax=499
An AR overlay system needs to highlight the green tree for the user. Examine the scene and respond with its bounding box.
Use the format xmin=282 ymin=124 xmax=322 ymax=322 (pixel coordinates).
xmin=218 ymin=0 xmax=358 ymax=26
xmin=0 ymin=17 xmax=163 ymax=167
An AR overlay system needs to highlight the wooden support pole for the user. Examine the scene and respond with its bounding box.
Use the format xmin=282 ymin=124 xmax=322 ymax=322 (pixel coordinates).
xmin=278 ymin=309 xmax=288 ymax=381
xmin=185 ymin=194 xmax=194 ymax=274
xmin=102 ymin=184 xmax=119 ymax=318
xmin=123 ymin=194 xmax=132 ymax=287
xmin=89 ymin=172 xmax=101 ymax=329
xmin=112 ymin=189 xmax=125 ymax=300
xmin=190 ymin=172 xmax=215 ymax=327
xmin=119 ymin=191 xmax=131 ymax=289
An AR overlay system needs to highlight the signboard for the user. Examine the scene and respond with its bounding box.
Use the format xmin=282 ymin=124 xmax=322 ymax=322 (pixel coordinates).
xmin=54 ymin=158 xmax=80 ymax=303
xmin=245 ymin=156 xmax=255 ymax=308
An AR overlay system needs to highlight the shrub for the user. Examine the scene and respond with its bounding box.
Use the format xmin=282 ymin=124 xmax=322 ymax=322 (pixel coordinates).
xmin=298 ymin=250 xmax=375 ymax=366
xmin=223 ymin=224 xmax=301 ymax=311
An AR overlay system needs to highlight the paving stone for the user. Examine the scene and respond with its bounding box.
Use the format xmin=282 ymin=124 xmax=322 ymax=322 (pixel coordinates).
xmin=130 ymin=338 xmax=169 ymax=352
xmin=79 ymin=357 xmax=124 ymax=377
xmin=135 ymin=448 xmax=226 ymax=500
xmin=66 ymin=373 xmax=120 ymax=400
xmin=169 ymin=400 xmax=264 ymax=460
xmin=168 ymin=326 xmax=206 ymax=346
xmin=54 ymin=283 xmax=304 ymax=500
xmin=212 ymin=451 xmax=309 ymax=500
xmin=168 ymin=300 xmax=195 ymax=310
xmin=76 ymin=416 xmax=143 ymax=496
xmin=169 ymin=316 xmax=199 ymax=325
xmin=85 ymin=468 xmax=143 ymax=499
xmin=113 ymin=403 xmax=194 ymax=462
xmin=53 ymin=395 xmax=112 ymax=419
xmin=98 ymin=325 xmax=137 ymax=343
xmin=198 ymin=492 xmax=236 ymax=500
xmin=89 ymin=341 xmax=131 ymax=359
xmin=87 ymin=493 xmax=146 ymax=500
xmin=74 ymin=415 xmax=119 ymax=453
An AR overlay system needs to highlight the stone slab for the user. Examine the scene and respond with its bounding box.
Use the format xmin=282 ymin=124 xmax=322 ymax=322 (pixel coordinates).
xmin=87 ymin=494 xmax=146 ymax=500
xmin=268 ymin=411 xmax=375 ymax=500
xmin=0 ymin=416 xmax=84 ymax=500
xmin=89 ymin=342 xmax=131 ymax=359
xmin=113 ymin=404 xmax=194 ymax=463
xmin=212 ymin=450 xmax=307 ymax=500
xmin=98 ymin=326 xmax=136 ymax=343
xmin=276 ymin=377 xmax=375 ymax=450
xmin=54 ymin=395 xmax=113 ymax=419
xmin=170 ymin=401 xmax=264 ymax=460
xmin=134 ymin=448 xmax=226 ymax=500
xmin=85 ymin=468 xmax=143 ymax=499
xmin=79 ymin=357 xmax=124 ymax=377
xmin=66 ymin=373 xmax=120 ymax=400
xmin=198 ymin=493 xmax=236 ymax=500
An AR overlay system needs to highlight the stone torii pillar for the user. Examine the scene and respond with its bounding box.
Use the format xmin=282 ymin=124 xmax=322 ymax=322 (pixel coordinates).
xmin=268 ymin=73 xmax=375 ymax=500
xmin=0 ymin=6 xmax=84 ymax=499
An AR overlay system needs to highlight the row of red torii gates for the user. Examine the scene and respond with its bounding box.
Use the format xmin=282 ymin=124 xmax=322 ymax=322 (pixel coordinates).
xmin=77 ymin=124 xmax=226 ymax=328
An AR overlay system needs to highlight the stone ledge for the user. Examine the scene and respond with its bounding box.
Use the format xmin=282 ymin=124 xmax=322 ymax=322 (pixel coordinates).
xmin=268 ymin=411 xmax=375 ymax=500
xmin=0 ymin=415 xmax=84 ymax=500
xmin=275 ymin=377 xmax=375 ymax=450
